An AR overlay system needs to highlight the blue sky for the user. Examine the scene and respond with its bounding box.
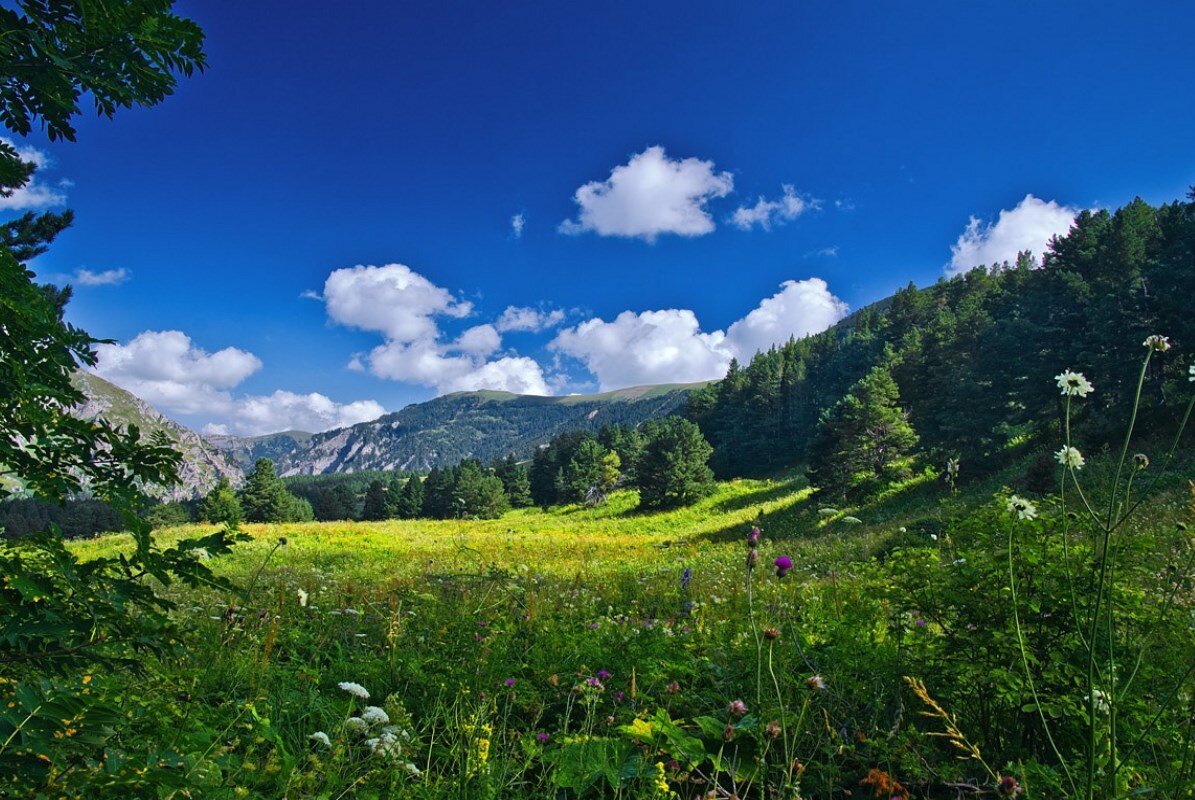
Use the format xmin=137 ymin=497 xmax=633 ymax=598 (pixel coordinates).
xmin=5 ymin=0 xmax=1194 ymax=435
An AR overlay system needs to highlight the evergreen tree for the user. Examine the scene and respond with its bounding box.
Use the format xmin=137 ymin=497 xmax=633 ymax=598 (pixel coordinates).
xmin=453 ymin=460 xmax=509 ymax=519
xmin=635 ymin=417 xmax=715 ymax=511
xmin=564 ymin=437 xmax=606 ymax=502
xmin=200 ymin=477 xmax=243 ymax=526
xmin=361 ymin=479 xmax=389 ymax=521
xmin=239 ymin=458 xmax=309 ymax=522
xmin=493 ymin=455 xmax=533 ymax=508
xmin=421 ymin=467 xmax=455 ymax=519
xmin=394 ymin=476 xmax=425 ymax=519
xmin=807 ymin=365 xmax=919 ymax=500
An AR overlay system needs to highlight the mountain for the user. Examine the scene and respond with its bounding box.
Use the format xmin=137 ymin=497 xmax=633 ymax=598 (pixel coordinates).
xmin=269 ymin=382 xmax=707 ymax=475
xmin=203 ymin=430 xmax=313 ymax=471
xmin=71 ymin=372 xmax=243 ymax=500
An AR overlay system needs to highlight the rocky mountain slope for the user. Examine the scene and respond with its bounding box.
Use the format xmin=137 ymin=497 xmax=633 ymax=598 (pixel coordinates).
xmin=263 ymin=382 xmax=706 ymax=475
xmin=71 ymin=372 xmax=243 ymax=500
xmin=203 ymin=430 xmax=313 ymax=471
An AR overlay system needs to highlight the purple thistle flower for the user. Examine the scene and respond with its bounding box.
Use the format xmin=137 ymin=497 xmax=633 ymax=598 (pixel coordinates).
xmin=597 ymin=669 xmax=611 ymax=680
xmin=746 ymin=549 xmax=760 ymax=569
xmin=747 ymin=526 xmax=761 ymax=546
xmin=505 ymin=677 xmax=516 ymax=687
xmin=536 ymin=732 xmax=550 ymax=743
xmin=774 ymin=555 xmax=793 ymax=578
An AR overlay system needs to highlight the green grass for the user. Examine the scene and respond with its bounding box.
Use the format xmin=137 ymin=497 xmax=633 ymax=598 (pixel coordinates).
xmin=63 ymin=461 xmax=1195 ymax=798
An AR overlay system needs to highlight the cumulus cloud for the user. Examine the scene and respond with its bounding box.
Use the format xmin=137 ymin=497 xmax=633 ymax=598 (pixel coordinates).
xmin=731 ymin=185 xmax=818 ymax=231
xmin=559 ymin=145 xmax=734 ymax=241
xmin=724 ymin=279 xmax=849 ymax=359
xmin=550 ymin=279 xmax=848 ymax=390
xmin=495 ymin=305 xmax=566 ymax=333
xmin=948 ymin=193 xmax=1079 ymax=275
xmin=74 ymin=268 xmax=129 ymax=286
xmin=94 ymin=330 xmax=262 ymax=415
xmin=323 ymin=263 xmax=473 ymax=341
xmin=321 ymin=263 xmax=550 ymax=395
xmin=94 ymin=330 xmax=384 ymax=435
xmin=207 ymin=391 xmax=385 ymax=436
xmin=0 ymin=138 xmax=68 ymax=211
xmin=511 ymin=213 xmax=525 ymax=238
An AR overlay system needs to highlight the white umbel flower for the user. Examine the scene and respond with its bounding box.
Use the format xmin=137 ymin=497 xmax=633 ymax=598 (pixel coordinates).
xmin=338 ymin=681 xmax=370 ymax=700
xmin=1055 ymin=446 xmax=1085 ymax=470
xmin=1188 ymin=364 xmax=1194 ymax=382
xmin=308 ymin=731 xmax=332 ymax=747
xmin=345 ymin=716 xmax=368 ymax=734
xmin=1143 ymin=334 xmax=1171 ymax=352
xmin=297 ymin=589 xmax=309 ymax=607
xmin=361 ymin=706 xmax=390 ymax=726
xmin=1056 ymin=370 xmax=1094 ymax=397
xmin=1007 ymin=496 xmax=1037 ymax=521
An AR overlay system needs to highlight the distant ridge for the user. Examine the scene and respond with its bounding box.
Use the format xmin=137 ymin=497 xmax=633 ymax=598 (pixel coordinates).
xmin=238 ymin=382 xmax=709 ymax=475
xmin=71 ymin=373 xmax=243 ymax=500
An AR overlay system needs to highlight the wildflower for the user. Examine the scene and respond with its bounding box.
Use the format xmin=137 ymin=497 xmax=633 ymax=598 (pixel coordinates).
xmin=345 ymin=716 xmax=368 ymax=734
xmin=666 ymin=680 xmax=680 ymax=694
xmin=997 ymin=776 xmax=1023 ymax=797
xmin=403 ymin=761 xmax=422 ymax=777
xmin=806 ymin=675 xmax=827 ymax=691
xmin=1133 ymin=452 xmax=1150 ymax=469
xmin=308 ymin=731 xmax=331 ymax=747
xmin=366 ymin=730 xmax=405 ymax=761
xmin=597 ymin=669 xmax=612 ymax=680
xmin=1056 ymin=370 xmax=1094 ymax=397
xmin=338 ymin=681 xmax=370 ymax=700
xmin=722 ymin=724 xmax=735 ymax=741
xmin=1006 ymin=496 xmax=1037 ymax=521
xmin=680 ymin=567 xmax=692 ymax=589
xmin=504 ymin=677 xmax=516 ymax=687
xmin=1189 ymin=364 xmax=1195 ymax=382
xmin=746 ymin=526 xmax=760 ymax=546
xmin=773 ymin=555 xmax=793 ymax=578
xmin=762 ymin=626 xmax=780 ymax=640
xmin=1091 ymin=687 xmax=1110 ymax=714
xmin=653 ymin=760 xmax=670 ymax=795
xmin=297 ymin=588 xmax=309 ymax=607
xmin=765 ymin=720 xmax=782 ymax=738
xmin=1143 ymin=334 xmax=1171 ymax=352
xmin=1055 ymin=445 xmax=1085 ymax=470
xmin=746 ymin=549 xmax=760 ymax=569
xmin=361 ymin=706 xmax=390 ymax=726
xmin=536 ymin=732 xmax=550 ymax=743
xmin=945 ymin=458 xmax=960 ymax=480
xmin=727 ymin=699 xmax=748 ymax=717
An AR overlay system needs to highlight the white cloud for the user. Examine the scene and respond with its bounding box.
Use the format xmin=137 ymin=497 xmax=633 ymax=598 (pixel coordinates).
xmin=725 ymin=278 xmax=849 ymax=359
xmin=212 ymin=391 xmax=385 ymax=436
xmin=0 ymin=138 xmax=67 ymax=210
xmin=94 ymin=330 xmax=384 ymax=435
xmin=74 ymin=268 xmax=129 ymax=286
xmin=511 ymin=213 xmax=525 ymax=238
xmin=495 ymin=305 xmax=565 ymax=333
xmin=559 ymin=145 xmax=733 ymax=241
xmin=551 ymin=279 xmax=848 ymax=390
xmin=94 ymin=330 xmax=262 ymax=414
xmin=455 ymin=324 xmax=501 ymax=357
xmin=321 ymin=263 xmax=550 ymax=396
xmin=731 ymin=185 xmax=818 ymax=231
xmin=323 ymin=263 xmax=473 ymax=341
xmin=948 ymin=193 xmax=1079 ymax=275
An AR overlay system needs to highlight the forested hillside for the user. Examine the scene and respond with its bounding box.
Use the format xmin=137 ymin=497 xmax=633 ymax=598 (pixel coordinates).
xmin=690 ymin=194 xmax=1195 ymax=478
xmin=275 ymin=383 xmax=704 ymax=475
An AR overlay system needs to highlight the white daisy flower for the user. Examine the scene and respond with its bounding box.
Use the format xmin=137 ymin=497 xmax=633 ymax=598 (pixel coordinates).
xmin=1056 ymin=370 xmax=1094 ymax=397
xmin=1007 ymin=496 xmax=1037 ymax=520
xmin=338 ymin=681 xmax=369 ymax=700
xmin=1055 ymin=446 xmax=1085 ymax=470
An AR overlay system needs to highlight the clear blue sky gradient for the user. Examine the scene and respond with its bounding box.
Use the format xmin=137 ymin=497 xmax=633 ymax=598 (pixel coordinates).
xmin=13 ymin=0 xmax=1195 ymax=425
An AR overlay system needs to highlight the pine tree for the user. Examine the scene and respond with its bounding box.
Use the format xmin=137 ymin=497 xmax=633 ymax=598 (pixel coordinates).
xmin=394 ymin=476 xmax=425 ymax=519
xmin=200 ymin=476 xmax=243 ymax=526
xmin=361 ymin=479 xmax=389 ymax=521
xmin=635 ymin=417 xmax=715 ymax=511
xmin=807 ymin=365 xmax=919 ymax=500
xmin=453 ymin=460 xmax=509 ymax=519
xmin=493 ymin=455 xmax=533 ymax=508
xmin=421 ymin=467 xmax=454 ymax=519
xmin=239 ymin=458 xmax=308 ymax=522
xmin=564 ymin=438 xmax=606 ymax=502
